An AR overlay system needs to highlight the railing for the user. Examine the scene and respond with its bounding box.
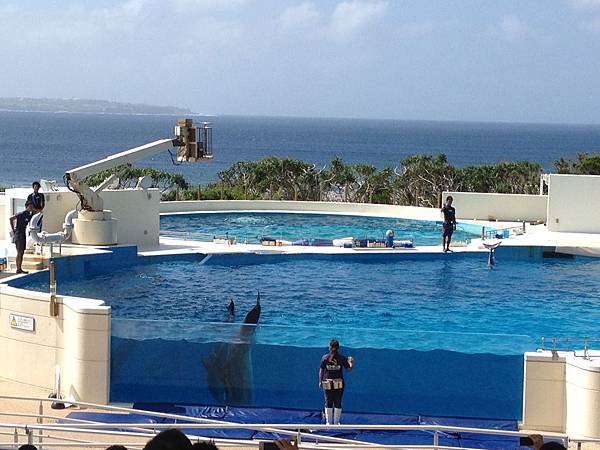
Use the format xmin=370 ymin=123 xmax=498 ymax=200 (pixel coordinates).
xmin=540 ymin=337 xmax=600 ymax=359
xmin=3 ymin=394 xmax=599 ymax=450
xmin=481 ymin=223 xmax=526 ymax=240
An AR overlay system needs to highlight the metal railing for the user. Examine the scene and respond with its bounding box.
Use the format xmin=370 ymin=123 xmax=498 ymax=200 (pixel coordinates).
xmin=3 ymin=394 xmax=599 ymax=450
xmin=540 ymin=337 xmax=600 ymax=359
xmin=481 ymin=223 xmax=526 ymax=240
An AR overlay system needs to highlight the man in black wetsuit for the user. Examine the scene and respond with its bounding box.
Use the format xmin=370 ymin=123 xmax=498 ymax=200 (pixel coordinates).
xmin=441 ymin=195 xmax=456 ymax=252
xmin=9 ymin=201 xmax=34 ymax=274
xmin=319 ymin=339 xmax=354 ymax=425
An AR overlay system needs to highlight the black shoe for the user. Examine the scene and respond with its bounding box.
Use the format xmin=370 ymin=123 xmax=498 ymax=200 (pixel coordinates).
xmin=16 ymin=269 xmax=29 ymax=274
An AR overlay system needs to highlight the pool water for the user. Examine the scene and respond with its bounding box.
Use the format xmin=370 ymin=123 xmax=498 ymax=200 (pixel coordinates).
xmin=160 ymin=212 xmax=479 ymax=245
xmin=27 ymin=253 xmax=600 ymax=353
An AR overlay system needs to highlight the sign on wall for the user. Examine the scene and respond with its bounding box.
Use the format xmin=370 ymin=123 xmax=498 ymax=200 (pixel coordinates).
xmin=9 ymin=313 xmax=35 ymax=332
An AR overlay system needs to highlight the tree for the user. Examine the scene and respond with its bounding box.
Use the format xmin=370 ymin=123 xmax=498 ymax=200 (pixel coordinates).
xmin=83 ymin=165 xmax=188 ymax=197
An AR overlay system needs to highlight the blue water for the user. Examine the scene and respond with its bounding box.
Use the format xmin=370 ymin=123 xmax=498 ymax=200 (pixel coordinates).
xmin=24 ymin=252 xmax=600 ymax=353
xmin=2 ymin=111 xmax=600 ymax=187
xmin=159 ymin=212 xmax=479 ymax=245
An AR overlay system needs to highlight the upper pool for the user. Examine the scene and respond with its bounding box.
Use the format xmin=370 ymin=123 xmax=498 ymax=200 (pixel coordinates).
xmin=159 ymin=212 xmax=480 ymax=245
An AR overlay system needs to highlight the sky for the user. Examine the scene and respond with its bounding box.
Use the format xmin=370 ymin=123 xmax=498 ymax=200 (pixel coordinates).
xmin=1 ymin=0 xmax=600 ymax=124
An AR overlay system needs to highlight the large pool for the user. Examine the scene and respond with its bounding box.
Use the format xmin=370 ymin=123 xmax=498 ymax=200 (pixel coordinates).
xmin=160 ymin=212 xmax=480 ymax=245
xmin=15 ymin=244 xmax=600 ymax=419
xmin=25 ymin=250 xmax=600 ymax=354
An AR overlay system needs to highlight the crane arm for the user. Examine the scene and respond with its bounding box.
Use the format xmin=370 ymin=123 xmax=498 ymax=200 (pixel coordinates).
xmin=65 ymin=138 xmax=178 ymax=181
xmin=64 ymin=119 xmax=212 ymax=212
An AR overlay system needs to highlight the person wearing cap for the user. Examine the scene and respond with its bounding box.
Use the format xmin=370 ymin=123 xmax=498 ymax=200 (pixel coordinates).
xmin=27 ymin=181 xmax=45 ymax=229
xmin=319 ymin=339 xmax=354 ymax=425
xmin=9 ymin=201 xmax=34 ymax=274
xmin=441 ymin=195 xmax=456 ymax=252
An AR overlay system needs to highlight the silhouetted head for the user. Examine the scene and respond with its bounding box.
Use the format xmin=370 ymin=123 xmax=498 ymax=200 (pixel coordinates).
xmin=329 ymin=339 xmax=340 ymax=355
xmin=540 ymin=442 xmax=566 ymax=450
xmin=105 ymin=446 xmax=128 ymax=450
xmin=18 ymin=445 xmax=38 ymax=450
xmin=192 ymin=442 xmax=219 ymax=450
xmin=144 ymin=429 xmax=192 ymax=450
xmin=32 ymin=181 xmax=41 ymax=192
xmin=25 ymin=200 xmax=33 ymax=211
xmin=227 ymin=299 xmax=235 ymax=316
xmin=446 ymin=195 xmax=453 ymax=205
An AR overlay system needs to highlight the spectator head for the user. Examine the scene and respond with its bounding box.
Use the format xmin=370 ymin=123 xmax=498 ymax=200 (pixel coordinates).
xmin=105 ymin=446 xmax=128 ymax=450
xmin=192 ymin=442 xmax=219 ymax=450
xmin=18 ymin=445 xmax=38 ymax=450
xmin=540 ymin=442 xmax=567 ymax=450
xmin=144 ymin=429 xmax=192 ymax=450
xmin=32 ymin=181 xmax=41 ymax=191
xmin=446 ymin=195 xmax=453 ymax=204
xmin=25 ymin=200 xmax=33 ymax=210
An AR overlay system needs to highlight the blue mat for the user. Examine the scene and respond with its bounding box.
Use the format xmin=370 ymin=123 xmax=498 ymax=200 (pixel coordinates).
xmin=63 ymin=404 xmax=520 ymax=449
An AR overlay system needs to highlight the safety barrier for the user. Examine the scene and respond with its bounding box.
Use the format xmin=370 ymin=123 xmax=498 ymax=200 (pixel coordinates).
xmin=3 ymin=394 xmax=599 ymax=450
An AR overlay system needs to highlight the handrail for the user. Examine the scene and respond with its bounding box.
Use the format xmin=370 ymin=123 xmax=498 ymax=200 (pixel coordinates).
xmin=540 ymin=336 xmax=600 ymax=359
xmin=482 ymin=223 xmax=526 ymax=240
xmin=4 ymin=393 xmax=595 ymax=450
xmin=0 ymin=395 xmax=376 ymax=447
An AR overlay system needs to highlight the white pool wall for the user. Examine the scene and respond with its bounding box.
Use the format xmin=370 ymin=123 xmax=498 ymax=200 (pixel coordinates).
xmin=0 ymin=283 xmax=110 ymax=404
xmin=441 ymin=192 xmax=548 ymax=222
xmin=1 ymin=187 xmax=161 ymax=250
xmin=547 ymin=174 xmax=600 ymax=233
xmin=159 ymin=199 xmax=443 ymax=221
xmin=523 ymin=350 xmax=600 ymax=438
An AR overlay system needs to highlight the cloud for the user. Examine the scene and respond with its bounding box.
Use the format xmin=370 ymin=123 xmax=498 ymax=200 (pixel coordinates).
xmin=567 ymin=0 xmax=600 ymax=9
xmin=580 ymin=16 xmax=600 ymax=32
xmin=280 ymin=2 xmax=320 ymax=30
xmin=171 ymin=0 xmax=248 ymax=13
xmin=496 ymin=15 xmax=530 ymax=41
xmin=329 ymin=0 xmax=388 ymax=41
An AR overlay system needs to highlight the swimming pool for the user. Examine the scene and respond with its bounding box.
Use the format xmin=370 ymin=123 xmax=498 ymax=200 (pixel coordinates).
xmin=24 ymin=250 xmax=600 ymax=354
xmin=159 ymin=212 xmax=480 ymax=245
xmin=15 ymin=245 xmax=600 ymax=419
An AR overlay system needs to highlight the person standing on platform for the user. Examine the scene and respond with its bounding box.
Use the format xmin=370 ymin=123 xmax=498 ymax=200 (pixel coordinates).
xmin=9 ymin=200 xmax=34 ymax=274
xmin=27 ymin=181 xmax=45 ymax=230
xmin=441 ymin=195 xmax=456 ymax=252
xmin=319 ymin=339 xmax=354 ymax=425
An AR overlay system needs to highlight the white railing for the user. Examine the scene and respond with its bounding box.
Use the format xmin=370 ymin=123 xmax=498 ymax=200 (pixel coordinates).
xmin=3 ymin=394 xmax=598 ymax=450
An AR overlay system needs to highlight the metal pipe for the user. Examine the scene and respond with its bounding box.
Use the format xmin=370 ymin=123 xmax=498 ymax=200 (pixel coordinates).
xmin=49 ymin=258 xmax=58 ymax=317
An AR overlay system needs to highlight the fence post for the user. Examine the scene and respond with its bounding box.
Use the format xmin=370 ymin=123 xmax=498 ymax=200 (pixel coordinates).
xmin=481 ymin=226 xmax=485 ymax=239
xmin=433 ymin=430 xmax=439 ymax=449
xmin=13 ymin=428 xmax=18 ymax=445
xmin=38 ymin=401 xmax=44 ymax=447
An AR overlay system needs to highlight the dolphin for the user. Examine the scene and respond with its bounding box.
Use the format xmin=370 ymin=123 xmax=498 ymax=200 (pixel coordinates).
xmin=227 ymin=299 xmax=235 ymax=322
xmin=202 ymin=291 xmax=261 ymax=405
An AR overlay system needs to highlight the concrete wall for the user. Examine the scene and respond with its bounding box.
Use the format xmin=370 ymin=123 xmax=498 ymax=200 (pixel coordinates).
xmin=3 ymin=188 xmax=160 ymax=249
xmin=0 ymin=283 xmax=110 ymax=404
xmin=160 ymin=200 xmax=442 ymax=221
xmin=442 ymin=192 xmax=547 ymax=222
xmin=522 ymin=350 xmax=600 ymax=438
xmin=547 ymin=174 xmax=600 ymax=233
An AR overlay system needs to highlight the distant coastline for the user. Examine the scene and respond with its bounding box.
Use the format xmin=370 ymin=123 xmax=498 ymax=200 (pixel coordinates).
xmin=0 ymin=97 xmax=194 ymax=115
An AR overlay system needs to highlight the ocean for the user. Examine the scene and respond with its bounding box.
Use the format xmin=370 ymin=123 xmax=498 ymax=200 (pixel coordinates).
xmin=2 ymin=111 xmax=600 ymax=188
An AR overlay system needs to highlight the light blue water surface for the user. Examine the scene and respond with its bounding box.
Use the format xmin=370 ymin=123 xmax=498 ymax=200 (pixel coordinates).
xmin=25 ymin=252 xmax=600 ymax=354
xmin=159 ymin=212 xmax=479 ymax=246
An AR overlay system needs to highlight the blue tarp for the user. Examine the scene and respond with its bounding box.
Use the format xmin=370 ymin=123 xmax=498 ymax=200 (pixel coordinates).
xmin=64 ymin=404 xmax=520 ymax=449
